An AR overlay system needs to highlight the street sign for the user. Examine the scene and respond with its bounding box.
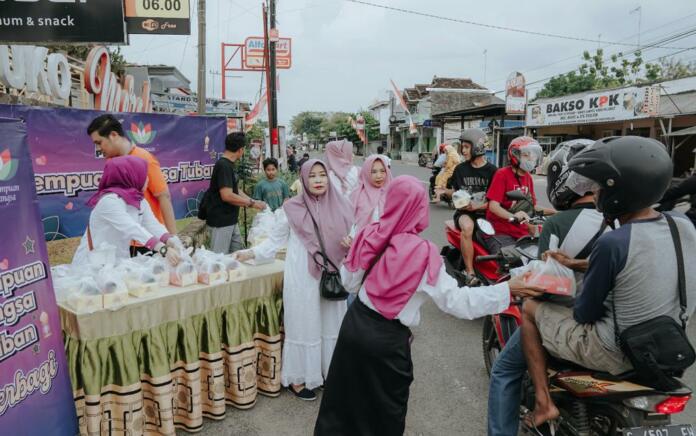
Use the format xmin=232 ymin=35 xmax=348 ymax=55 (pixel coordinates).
xmin=0 ymin=0 xmax=127 ymax=44
xmin=244 ymin=37 xmax=292 ymax=69
xmin=124 ymin=0 xmax=191 ymax=35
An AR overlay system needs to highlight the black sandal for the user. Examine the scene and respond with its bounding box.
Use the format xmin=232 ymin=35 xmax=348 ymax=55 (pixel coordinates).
xmin=287 ymin=385 xmax=317 ymax=401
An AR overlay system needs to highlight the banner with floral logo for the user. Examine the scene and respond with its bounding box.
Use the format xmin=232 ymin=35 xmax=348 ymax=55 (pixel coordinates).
xmin=0 ymin=105 xmax=227 ymax=239
xmin=0 ymin=117 xmax=78 ymax=434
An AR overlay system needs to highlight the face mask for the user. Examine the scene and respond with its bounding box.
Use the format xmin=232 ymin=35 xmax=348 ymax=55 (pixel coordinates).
xmin=520 ymin=159 xmax=536 ymax=172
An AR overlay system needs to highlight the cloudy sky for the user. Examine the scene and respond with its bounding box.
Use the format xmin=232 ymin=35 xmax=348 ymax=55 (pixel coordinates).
xmin=119 ymin=0 xmax=696 ymax=125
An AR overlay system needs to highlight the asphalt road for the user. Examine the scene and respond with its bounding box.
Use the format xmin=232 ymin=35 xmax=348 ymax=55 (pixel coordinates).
xmin=194 ymin=161 xmax=696 ymax=435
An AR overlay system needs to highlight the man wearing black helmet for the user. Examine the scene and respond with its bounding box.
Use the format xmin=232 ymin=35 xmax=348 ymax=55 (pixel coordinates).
xmin=447 ymin=128 xmax=498 ymax=284
xmin=487 ymin=139 xmax=605 ymax=435
xmin=519 ymin=136 xmax=696 ymax=428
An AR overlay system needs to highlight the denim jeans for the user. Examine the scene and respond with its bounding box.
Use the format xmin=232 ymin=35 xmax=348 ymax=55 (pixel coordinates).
xmin=487 ymin=328 xmax=527 ymax=436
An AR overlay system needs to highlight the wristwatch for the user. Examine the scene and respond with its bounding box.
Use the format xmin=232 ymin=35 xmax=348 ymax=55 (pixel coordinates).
xmin=248 ymin=198 xmax=255 ymax=208
xmin=159 ymin=245 xmax=168 ymax=257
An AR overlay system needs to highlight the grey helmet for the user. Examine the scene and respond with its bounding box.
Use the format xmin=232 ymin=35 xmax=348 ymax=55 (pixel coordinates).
xmin=546 ymin=139 xmax=594 ymax=210
xmin=568 ymin=136 xmax=673 ymax=219
xmin=459 ymin=128 xmax=488 ymax=158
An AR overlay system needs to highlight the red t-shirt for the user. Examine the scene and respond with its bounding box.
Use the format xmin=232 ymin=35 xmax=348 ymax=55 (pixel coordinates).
xmin=485 ymin=166 xmax=536 ymax=239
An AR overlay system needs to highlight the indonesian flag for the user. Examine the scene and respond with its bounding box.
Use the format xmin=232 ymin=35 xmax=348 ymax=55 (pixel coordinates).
xmin=349 ymin=116 xmax=367 ymax=144
xmin=245 ymin=89 xmax=268 ymax=130
xmin=390 ymin=79 xmax=418 ymax=135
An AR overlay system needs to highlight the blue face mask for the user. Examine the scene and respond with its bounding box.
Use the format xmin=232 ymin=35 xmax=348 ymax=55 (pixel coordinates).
xmin=520 ymin=159 xmax=536 ymax=173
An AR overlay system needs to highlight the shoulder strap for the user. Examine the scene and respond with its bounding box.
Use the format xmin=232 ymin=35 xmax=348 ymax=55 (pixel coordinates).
xmin=576 ymin=221 xmax=608 ymax=260
xmin=665 ymin=214 xmax=688 ymax=330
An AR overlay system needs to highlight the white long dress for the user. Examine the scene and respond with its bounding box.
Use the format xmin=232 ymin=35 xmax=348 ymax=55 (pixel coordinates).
xmin=252 ymin=209 xmax=347 ymax=389
xmin=329 ymin=166 xmax=359 ymax=201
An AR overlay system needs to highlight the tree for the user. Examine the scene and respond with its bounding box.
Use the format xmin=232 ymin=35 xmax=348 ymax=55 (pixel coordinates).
xmin=536 ymin=49 xmax=660 ymax=99
xmin=246 ymin=120 xmax=267 ymax=143
xmin=48 ymin=45 xmax=128 ymax=76
xmin=653 ymin=58 xmax=696 ymax=81
xmin=290 ymin=111 xmax=325 ymax=142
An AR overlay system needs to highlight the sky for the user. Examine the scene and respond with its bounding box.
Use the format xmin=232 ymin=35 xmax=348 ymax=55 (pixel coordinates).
xmin=118 ymin=0 xmax=696 ymax=126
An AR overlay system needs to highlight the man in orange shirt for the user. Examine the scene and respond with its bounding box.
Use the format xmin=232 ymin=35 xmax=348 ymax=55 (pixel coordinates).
xmin=87 ymin=115 xmax=177 ymax=254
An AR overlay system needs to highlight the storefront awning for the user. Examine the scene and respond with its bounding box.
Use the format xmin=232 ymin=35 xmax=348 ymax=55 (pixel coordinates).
xmin=664 ymin=126 xmax=696 ymax=137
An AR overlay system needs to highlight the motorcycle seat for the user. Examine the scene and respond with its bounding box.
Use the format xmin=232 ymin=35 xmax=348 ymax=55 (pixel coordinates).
xmin=548 ymin=356 xmax=692 ymax=394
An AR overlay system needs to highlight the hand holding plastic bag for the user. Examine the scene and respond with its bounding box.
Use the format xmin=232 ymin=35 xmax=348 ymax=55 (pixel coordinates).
xmin=525 ymin=235 xmax=576 ymax=296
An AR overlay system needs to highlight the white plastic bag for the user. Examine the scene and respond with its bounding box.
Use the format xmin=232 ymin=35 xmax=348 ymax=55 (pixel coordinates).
xmin=248 ymin=208 xmax=276 ymax=247
xmin=170 ymin=260 xmax=197 ymax=287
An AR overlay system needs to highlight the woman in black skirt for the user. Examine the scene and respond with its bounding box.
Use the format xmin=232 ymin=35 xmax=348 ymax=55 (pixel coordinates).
xmin=314 ymin=175 xmax=542 ymax=436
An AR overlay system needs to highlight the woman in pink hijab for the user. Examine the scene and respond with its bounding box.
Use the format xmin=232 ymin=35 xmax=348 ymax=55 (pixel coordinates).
xmin=324 ymin=139 xmax=359 ymax=200
xmin=314 ymin=175 xmax=543 ymax=436
xmin=350 ymin=155 xmax=393 ymax=231
xmin=72 ymin=156 xmax=181 ymax=265
xmin=236 ymin=159 xmax=353 ymax=401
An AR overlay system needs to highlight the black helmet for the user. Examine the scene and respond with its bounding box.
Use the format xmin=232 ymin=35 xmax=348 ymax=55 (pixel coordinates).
xmin=546 ymin=139 xmax=594 ymax=210
xmin=568 ymin=136 xmax=673 ymax=218
xmin=459 ymin=128 xmax=487 ymax=158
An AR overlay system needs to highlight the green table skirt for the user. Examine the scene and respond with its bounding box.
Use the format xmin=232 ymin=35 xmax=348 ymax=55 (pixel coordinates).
xmin=61 ymin=262 xmax=285 ymax=435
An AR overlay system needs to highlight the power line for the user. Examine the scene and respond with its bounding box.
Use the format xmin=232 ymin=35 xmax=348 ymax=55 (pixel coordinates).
xmin=344 ymin=0 xmax=689 ymax=50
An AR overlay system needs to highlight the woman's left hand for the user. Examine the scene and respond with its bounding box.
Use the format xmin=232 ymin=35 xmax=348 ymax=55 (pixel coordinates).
xmin=341 ymin=235 xmax=353 ymax=249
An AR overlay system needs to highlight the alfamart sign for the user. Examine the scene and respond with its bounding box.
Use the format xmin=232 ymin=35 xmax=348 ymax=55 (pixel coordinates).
xmin=526 ymin=85 xmax=660 ymax=127
xmin=0 ymin=45 xmax=152 ymax=113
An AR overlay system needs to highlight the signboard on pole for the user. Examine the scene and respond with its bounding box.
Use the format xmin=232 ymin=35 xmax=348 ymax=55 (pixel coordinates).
xmin=505 ymin=72 xmax=527 ymax=115
xmin=0 ymin=117 xmax=78 ymax=435
xmin=244 ymin=37 xmax=292 ymax=69
xmin=124 ymin=0 xmax=191 ymax=35
xmin=0 ymin=1 xmax=126 ymax=44
xmin=151 ymin=93 xmax=243 ymax=115
xmin=526 ymin=85 xmax=661 ymax=127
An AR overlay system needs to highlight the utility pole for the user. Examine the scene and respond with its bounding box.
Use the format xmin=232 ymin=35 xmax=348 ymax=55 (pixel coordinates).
xmin=630 ymin=6 xmax=642 ymax=47
xmin=197 ymin=0 xmax=206 ymax=115
xmin=269 ymin=0 xmax=279 ymax=158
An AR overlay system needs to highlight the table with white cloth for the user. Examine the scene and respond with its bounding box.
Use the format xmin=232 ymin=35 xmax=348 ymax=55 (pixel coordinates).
xmin=59 ymin=260 xmax=285 ymax=435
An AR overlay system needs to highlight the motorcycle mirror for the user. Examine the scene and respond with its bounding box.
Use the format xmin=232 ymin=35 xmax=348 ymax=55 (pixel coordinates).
xmin=476 ymin=218 xmax=495 ymax=236
xmin=505 ymin=190 xmax=527 ymax=201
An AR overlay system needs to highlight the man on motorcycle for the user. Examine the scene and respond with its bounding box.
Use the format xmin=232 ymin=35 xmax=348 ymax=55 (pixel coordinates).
xmin=446 ymin=128 xmax=498 ymax=284
xmin=485 ymin=136 xmax=548 ymax=253
xmin=429 ymin=143 xmax=448 ymax=198
xmin=486 ymin=139 xmax=605 ymax=435
xmin=519 ymin=136 xmax=696 ymax=429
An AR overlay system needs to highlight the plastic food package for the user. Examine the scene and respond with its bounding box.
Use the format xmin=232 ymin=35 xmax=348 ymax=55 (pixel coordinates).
xmin=470 ymin=191 xmax=487 ymax=209
xmin=525 ymin=236 xmax=576 ymax=296
xmin=95 ymin=273 xmax=129 ymax=308
xmin=118 ymin=264 xmax=158 ymax=297
xmin=219 ymin=255 xmax=246 ymax=281
xmin=197 ymin=259 xmax=228 ymax=285
xmin=170 ymin=260 xmax=197 ymax=287
xmin=53 ymin=275 xmax=80 ymax=304
xmin=248 ymin=208 xmax=276 ymax=247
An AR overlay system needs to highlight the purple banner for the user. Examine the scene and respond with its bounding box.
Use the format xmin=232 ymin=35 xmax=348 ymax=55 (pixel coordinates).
xmin=0 ymin=117 xmax=77 ymax=434
xmin=0 ymin=104 xmax=227 ymax=240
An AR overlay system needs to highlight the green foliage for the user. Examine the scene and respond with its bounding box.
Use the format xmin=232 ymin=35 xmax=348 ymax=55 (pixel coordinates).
xmin=48 ymin=45 xmax=128 ymax=75
xmin=652 ymin=58 xmax=696 ymax=81
xmin=245 ymin=121 xmax=267 ymax=143
xmin=290 ymin=110 xmax=381 ymax=154
xmin=536 ymin=49 xmax=661 ymax=99
xmin=290 ymin=111 xmax=324 ymax=142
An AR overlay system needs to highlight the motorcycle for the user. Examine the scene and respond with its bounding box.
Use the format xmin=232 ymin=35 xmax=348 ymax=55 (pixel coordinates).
xmin=447 ymin=202 xmax=695 ymax=434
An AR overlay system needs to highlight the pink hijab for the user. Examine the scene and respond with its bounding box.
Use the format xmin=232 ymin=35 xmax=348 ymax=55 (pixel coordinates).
xmin=284 ymin=159 xmax=354 ymax=279
xmin=324 ymin=139 xmax=354 ymax=185
xmin=87 ymin=155 xmax=147 ymax=209
xmin=345 ymin=175 xmax=443 ymax=319
xmin=350 ymin=155 xmax=393 ymax=230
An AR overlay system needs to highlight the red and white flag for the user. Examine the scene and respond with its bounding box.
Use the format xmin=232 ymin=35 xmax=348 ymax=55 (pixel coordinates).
xmin=349 ymin=115 xmax=367 ymax=144
xmin=245 ymin=89 xmax=268 ymax=130
xmin=390 ymin=79 xmax=418 ymax=135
